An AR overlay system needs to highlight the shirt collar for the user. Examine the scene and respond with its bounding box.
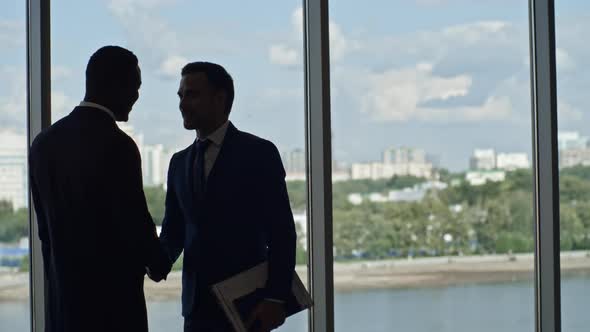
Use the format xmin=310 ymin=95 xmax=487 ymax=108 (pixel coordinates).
xmin=198 ymin=121 xmax=230 ymax=147
xmin=79 ymin=101 xmax=116 ymax=121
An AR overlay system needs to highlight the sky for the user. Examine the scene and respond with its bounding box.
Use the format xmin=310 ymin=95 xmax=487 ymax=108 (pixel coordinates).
xmin=2 ymin=0 xmax=590 ymax=171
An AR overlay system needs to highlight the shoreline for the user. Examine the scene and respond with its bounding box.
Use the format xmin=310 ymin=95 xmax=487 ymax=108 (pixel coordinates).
xmin=2 ymin=251 xmax=589 ymax=302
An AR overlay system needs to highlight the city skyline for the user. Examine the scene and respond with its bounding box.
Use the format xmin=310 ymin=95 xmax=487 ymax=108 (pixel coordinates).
xmin=2 ymin=123 xmax=581 ymax=173
xmin=1 ymin=124 xmax=541 ymax=175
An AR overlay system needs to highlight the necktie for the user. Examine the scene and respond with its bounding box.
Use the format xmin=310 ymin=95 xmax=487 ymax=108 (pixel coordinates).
xmin=193 ymin=139 xmax=211 ymax=196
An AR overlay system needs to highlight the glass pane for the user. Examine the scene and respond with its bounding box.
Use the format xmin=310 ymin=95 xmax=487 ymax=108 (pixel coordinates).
xmin=329 ymin=1 xmax=535 ymax=331
xmin=555 ymin=2 xmax=590 ymax=332
xmin=51 ymin=1 xmax=307 ymax=331
xmin=0 ymin=1 xmax=30 ymax=331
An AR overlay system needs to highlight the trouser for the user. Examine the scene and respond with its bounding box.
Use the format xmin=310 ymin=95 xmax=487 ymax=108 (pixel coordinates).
xmin=184 ymin=293 xmax=234 ymax=332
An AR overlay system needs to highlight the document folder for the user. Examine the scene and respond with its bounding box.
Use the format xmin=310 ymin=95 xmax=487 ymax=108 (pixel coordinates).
xmin=211 ymin=262 xmax=313 ymax=332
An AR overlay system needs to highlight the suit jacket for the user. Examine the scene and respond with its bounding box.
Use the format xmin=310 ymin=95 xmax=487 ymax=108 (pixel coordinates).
xmin=160 ymin=122 xmax=297 ymax=317
xmin=29 ymin=106 xmax=166 ymax=332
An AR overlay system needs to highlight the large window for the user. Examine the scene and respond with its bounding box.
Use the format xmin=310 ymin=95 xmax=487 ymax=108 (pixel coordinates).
xmin=329 ymin=1 xmax=535 ymax=331
xmin=555 ymin=2 xmax=590 ymax=331
xmin=21 ymin=1 xmax=580 ymax=331
xmin=0 ymin=1 xmax=30 ymax=331
xmin=50 ymin=0 xmax=308 ymax=330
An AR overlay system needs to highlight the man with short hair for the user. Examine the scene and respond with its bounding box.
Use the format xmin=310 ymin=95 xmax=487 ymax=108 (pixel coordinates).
xmin=30 ymin=45 xmax=169 ymax=332
xmin=158 ymin=62 xmax=297 ymax=332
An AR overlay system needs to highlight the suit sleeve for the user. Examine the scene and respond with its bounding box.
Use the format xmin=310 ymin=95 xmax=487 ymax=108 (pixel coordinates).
xmin=114 ymin=137 xmax=169 ymax=278
xmin=159 ymin=154 xmax=185 ymax=269
xmin=29 ymin=145 xmax=52 ymax=275
xmin=260 ymin=142 xmax=297 ymax=301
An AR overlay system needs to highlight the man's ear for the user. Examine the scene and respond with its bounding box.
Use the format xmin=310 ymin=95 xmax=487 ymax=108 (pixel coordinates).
xmin=215 ymin=90 xmax=228 ymax=111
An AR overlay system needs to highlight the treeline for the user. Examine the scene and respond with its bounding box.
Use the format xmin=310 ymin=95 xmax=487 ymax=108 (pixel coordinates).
xmin=2 ymin=168 xmax=590 ymax=264
xmin=0 ymin=201 xmax=28 ymax=243
xmin=147 ymin=169 xmax=589 ymax=261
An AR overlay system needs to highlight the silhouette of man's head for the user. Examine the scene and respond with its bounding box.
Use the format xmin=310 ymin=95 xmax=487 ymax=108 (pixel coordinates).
xmin=177 ymin=62 xmax=234 ymax=133
xmin=84 ymin=46 xmax=141 ymax=122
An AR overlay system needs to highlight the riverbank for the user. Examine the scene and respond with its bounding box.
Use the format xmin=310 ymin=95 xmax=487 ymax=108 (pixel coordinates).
xmin=2 ymin=251 xmax=589 ymax=301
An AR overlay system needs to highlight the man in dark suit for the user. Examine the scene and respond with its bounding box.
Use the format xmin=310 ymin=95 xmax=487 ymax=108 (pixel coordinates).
xmin=158 ymin=62 xmax=297 ymax=332
xmin=29 ymin=46 xmax=169 ymax=332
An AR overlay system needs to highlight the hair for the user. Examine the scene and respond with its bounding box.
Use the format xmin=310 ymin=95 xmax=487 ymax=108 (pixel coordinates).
xmin=181 ymin=62 xmax=235 ymax=115
xmin=85 ymin=46 xmax=139 ymax=95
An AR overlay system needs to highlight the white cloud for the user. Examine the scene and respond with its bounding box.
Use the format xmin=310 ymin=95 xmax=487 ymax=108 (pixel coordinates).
xmin=323 ymin=18 xmax=528 ymax=124
xmin=415 ymin=0 xmax=447 ymax=5
xmin=442 ymin=21 xmax=510 ymax=43
xmin=107 ymin=0 xmax=182 ymax=72
xmin=52 ymin=65 xmax=73 ymax=81
xmin=558 ymin=101 xmax=583 ymax=123
xmin=51 ymin=91 xmax=76 ymax=121
xmin=425 ymin=96 xmax=512 ymax=122
xmin=158 ymin=55 xmax=188 ymax=79
xmin=0 ymin=20 xmax=25 ymax=48
xmin=269 ymin=45 xmax=299 ymax=66
xmin=0 ymin=68 xmax=74 ymax=130
xmin=329 ymin=21 xmax=361 ymax=61
xmin=0 ymin=130 xmax=26 ymax=150
xmin=292 ymin=7 xmax=304 ymax=40
xmin=260 ymin=87 xmax=302 ymax=100
xmin=270 ymin=6 xmax=359 ymax=67
xmin=359 ymin=63 xmax=511 ymax=122
xmin=556 ymin=48 xmax=575 ymax=72
xmin=107 ymin=0 xmax=176 ymax=16
xmin=0 ymin=67 xmax=26 ymax=128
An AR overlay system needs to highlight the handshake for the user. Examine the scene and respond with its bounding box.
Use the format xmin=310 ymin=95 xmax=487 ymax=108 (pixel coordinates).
xmin=145 ymin=242 xmax=173 ymax=282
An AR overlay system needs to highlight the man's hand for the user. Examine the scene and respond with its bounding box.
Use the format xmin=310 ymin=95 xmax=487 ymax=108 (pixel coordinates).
xmin=245 ymin=299 xmax=286 ymax=332
xmin=146 ymin=266 xmax=166 ymax=282
xmin=146 ymin=247 xmax=172 ymax=282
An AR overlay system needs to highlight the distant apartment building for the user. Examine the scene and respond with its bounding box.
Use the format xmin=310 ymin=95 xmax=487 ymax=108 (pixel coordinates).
xmin=283 ymin=148 xmax=306 ymax=181
xmin=352 ymin=147 xmax=433 ymax=180
xmin=558 ymin=131 xmax=588 ymax=151
xmin=426 ymin=153 xmax=441 ymax=169
xmin=282 ymin=148 xmax=305 ymax=173
xmin=143 ymin=144 xmax=166 ymax=186
xmin=559 ymin=148 xmax=590 ymax=168
xmin=383 ymin=147 xmax=426 ymax=164
xmin=293 ymin=211 xmax=308 ymax=250
xmin=496 ymin=153 xmax=530 ymax=171
xmin=470 ymin=148 xmax=530 ymax=172
xmin=117 ymin=123 xmax=144 ymax=152
xmin=557 ymin=131 xmax=590 ymax=168
xmin=332 ymin=170 xmax=351 ymax=182
xmin=0 ymin=131 xmax=27 ymax=210
xmin=465 ymin=170 xmax=506 ymax=186
xmin=282 ymin=148 xmax=352 ymax=182
xmin=469 ymin=149 xmax=496 ymax=170
xmin=117 ymin=124 xmax=174 ymax=187
xmin=351 ymin=163 xmax=372 ymax=180
xmin=347 ymin=181 xmax=448 ymax=204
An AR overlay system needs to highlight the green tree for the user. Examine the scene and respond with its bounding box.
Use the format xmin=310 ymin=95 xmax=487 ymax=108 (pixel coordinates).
xmin=0 ymin=206 xmax=29 ymax=243
xmin=559 ymin=175 xmax=590 ymax=202
xmin=386 ymin=175 xmax=423 ymax=189
xmin=144 ymin=186 xmax=166 ymax=225
xmin=286 ymin=180 xmax=306 ymax=211
xmin=560 ymin=203 xmax=585 ymax=250
xmin=504 ymin=169 xmax=533 ymax=192
xmin=496 ymin=232 xmax=533 ymax=253
xmin=19 ymin=255 xmax=30 ymax=272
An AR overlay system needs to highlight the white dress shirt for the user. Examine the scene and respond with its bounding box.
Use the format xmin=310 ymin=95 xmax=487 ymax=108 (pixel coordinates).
xmin=79 ymin=101 xmax=116 ymax=121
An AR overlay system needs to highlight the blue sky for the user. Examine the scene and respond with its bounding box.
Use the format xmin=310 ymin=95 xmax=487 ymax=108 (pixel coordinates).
xmin=2 ymin=0 xmax=590 ymax=171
